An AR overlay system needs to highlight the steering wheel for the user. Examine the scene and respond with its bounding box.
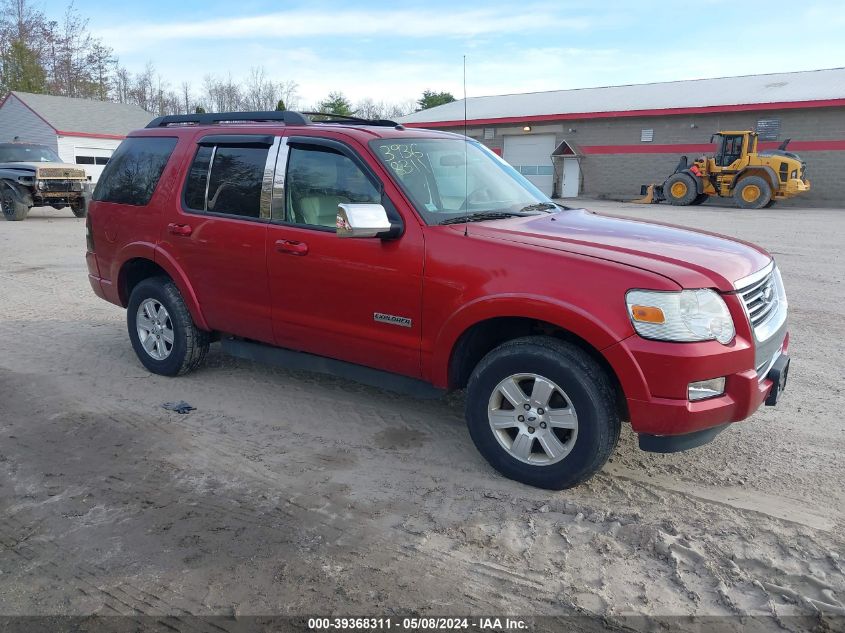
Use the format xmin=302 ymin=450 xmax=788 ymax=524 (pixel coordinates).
xmin=459 ymin=187 xmax=493 ymax=210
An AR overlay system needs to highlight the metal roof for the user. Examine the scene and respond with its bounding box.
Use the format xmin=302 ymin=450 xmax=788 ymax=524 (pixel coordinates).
xmin=400 ymin=68 xmax=845 ymax=125
xmin=6 ymin=91 xmax=153 ymax=137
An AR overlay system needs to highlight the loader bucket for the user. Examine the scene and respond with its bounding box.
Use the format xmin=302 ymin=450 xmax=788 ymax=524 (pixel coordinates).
xmin=633 ymin=184 xmax=659 ymax=204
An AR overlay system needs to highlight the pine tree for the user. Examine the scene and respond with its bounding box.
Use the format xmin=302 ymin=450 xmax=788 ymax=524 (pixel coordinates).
xmin=1 ymin=39 xmax=46 ymax=93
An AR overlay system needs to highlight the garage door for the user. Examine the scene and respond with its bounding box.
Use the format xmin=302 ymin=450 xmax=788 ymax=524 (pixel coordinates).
xmin=503 ymin=134 xmax=556 ymax=196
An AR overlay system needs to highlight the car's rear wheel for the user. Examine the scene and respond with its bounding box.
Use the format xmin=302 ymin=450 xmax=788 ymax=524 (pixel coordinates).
xmin=1 ymin=185 xmax=30 ymax=221
xmin=466 ymin=336 xmax=620 ymax=489
xmin=127 ymin=277 xmax=210 ymax=376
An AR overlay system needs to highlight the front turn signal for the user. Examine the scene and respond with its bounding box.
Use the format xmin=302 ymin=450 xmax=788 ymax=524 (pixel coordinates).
xmin=630 ymin=305 xmax=665 ymax=323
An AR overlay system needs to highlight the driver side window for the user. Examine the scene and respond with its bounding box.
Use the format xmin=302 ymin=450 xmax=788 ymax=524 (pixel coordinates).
xmin=286 ymin=145 xmax=380 ymax=228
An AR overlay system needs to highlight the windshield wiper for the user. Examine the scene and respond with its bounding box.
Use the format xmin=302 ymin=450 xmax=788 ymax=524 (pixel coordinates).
xmin=517 ymin=202 xmax=557 ymax=213
xmin=440 ymin=211 xmax=528 ymax=225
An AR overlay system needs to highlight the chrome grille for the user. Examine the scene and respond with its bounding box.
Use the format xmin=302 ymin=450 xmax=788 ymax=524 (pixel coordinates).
xmin=734 ymin=262 xmax=788 ymax=382
xmin=739 ymin=271 xmax=778 ymax=328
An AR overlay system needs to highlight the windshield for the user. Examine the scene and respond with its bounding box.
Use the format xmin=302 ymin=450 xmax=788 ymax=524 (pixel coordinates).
xmin=370 ymin=138 xmax=555 ymax=225
xmin=0 ymin=144 xmax=63 ymax=163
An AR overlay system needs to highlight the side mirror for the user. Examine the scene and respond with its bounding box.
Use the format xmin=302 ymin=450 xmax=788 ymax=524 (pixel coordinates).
xmin=336 ymin=203 xmax=393 ymax=238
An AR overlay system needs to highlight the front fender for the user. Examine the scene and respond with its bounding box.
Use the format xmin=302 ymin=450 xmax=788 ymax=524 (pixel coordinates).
xmin=732 ymin=165 xmax=778 ymax=190
xmin=429 ymin=294 xmax=628 ymax=388
xmin=0 ymin=179 xmax=34 ymax=206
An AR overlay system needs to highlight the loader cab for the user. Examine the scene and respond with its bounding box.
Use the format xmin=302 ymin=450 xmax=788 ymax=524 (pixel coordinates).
xmin=712 ymin=131 xmax=756 ymax=168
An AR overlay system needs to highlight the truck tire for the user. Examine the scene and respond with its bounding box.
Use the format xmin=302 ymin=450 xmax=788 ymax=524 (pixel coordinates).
xmin=465 ymin=336 xmax=620 ymax=490
xmin=71 ymin=198 xmax=88 ymax=218
xmin=127 ymin=276 xmax=210 ymax=376
xmin=690 ymin=193 xmax=708 ymax=205
xmin=764 ymin=200 xmax=777 ymax=208
xmin=734 ymin=176 xmax=772 ymax=209
xmin=663 ymin=173 xmax=698 ymax=206
xmin=1 ymin=184 xmax=30 ymax=221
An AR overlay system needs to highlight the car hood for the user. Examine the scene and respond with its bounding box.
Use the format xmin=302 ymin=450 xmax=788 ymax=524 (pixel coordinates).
xmin=0 ymin=161 xmax=83 ymax=172
xmin=463 ymin=208 xmax=772 ymax=291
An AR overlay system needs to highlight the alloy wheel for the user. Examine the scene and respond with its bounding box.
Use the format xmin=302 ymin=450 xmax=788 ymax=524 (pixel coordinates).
xmin=136 ymin=298 xmax=175 ymax=361
xmin=487 ymin=373 xmax=578 ymax=465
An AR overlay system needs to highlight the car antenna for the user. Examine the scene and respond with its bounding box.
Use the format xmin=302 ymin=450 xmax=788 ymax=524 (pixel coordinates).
xmin=463 ymin=55 xmax=469 ymax=237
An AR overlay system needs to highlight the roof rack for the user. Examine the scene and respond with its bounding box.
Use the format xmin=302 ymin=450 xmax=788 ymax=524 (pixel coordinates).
xmin=145 ymin=110 xmax=405 ymax=129
xmin=301 ymin=111 xmax=402 ymax=128
xmin=145 ymin=110 xmax=311 ymax=128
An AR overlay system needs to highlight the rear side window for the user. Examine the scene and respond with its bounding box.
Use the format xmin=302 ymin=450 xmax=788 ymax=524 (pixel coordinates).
xmin=183 ymin=144 xmax=269 ymax=219
xmin=93 ymin=137 xmax=177 ymax=205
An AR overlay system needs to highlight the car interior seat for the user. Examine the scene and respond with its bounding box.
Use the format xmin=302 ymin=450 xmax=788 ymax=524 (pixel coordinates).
xmin=294 ymin=154 xmax=350 ymax=227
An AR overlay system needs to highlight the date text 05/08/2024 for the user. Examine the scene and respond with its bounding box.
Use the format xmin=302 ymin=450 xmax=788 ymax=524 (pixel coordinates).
xmin=308 ymin=617 xmax=528 ymax=630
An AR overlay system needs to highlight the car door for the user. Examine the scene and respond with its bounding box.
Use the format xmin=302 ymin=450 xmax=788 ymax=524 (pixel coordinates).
xmin=159 ymin=133 xmax=277 ymax=343
xmin=265 ymin=135 xmax=424 ymax=377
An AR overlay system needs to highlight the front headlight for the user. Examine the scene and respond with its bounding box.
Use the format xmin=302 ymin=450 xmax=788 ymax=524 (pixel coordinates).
xmin=626 ymin=289 xmax=735 ymax=344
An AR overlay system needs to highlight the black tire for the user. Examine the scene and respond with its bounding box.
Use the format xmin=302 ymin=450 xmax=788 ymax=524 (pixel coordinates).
xmin=663 ymin=173 xmax=698 ymax=206
xmin=764 ymin=199 xmax=777 ymax=208
xmin=690 ymin=193 xmax=709 ymax=206
xmin=71 ymin=197 xmax=88 ymax=218
xmin=733 ymin=175 xmax=772 ymax=209
xmin=127 ymin=276 xmax=210 ymax=376
xmin=465 ymin=336 xmax=620 ymax=490
xmin=1 ymin=185 xmax=30 ymax=221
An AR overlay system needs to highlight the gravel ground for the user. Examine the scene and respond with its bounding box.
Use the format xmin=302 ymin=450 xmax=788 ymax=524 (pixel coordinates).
xmin=0 ymin=200 xmax=843 ymax=631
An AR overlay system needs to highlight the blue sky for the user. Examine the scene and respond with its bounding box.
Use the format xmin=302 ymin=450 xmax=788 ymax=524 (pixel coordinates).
xmin=42 ymin=0 xmax=845 ymax=107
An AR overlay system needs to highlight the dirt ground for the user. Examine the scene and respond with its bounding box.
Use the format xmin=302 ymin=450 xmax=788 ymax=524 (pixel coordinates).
xmin=0 ymin=200 xmax=843 ymax=631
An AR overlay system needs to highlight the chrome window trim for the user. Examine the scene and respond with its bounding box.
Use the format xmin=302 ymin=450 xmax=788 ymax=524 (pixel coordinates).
xmin=271 ymin=137 xmax=289 ymax=221
xmin=202 ymin=145 xmax=216 ymax=212
xmin=259 ymin=136 xmax=281 ymax=220
xmin=733 ymin=259 xmax=774 ymax=291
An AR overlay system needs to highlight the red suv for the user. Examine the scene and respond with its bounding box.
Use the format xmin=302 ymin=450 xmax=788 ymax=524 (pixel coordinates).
xmin=86 ymin=111 xmax=790 ymax=489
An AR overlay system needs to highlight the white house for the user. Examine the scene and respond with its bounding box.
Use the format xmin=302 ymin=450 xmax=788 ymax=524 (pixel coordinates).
xmin=0 ymin=91 xmax=153 ymax=182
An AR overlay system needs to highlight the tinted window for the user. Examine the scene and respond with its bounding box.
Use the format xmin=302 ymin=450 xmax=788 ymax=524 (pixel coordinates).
xmin=93 ymin=137 xmax=177 ymax=205
xmin=76 ymin=156 xmax=96 ymax=165
xmin=205 ymin=147 xmax=267 ymax=218
xmin=184 ymin=146 xmax=213 ymax=211
xmin=286 ymin=146 xmax=380 ymax=227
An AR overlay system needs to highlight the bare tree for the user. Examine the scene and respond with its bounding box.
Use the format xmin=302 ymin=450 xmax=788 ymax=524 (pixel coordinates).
xmin=278 ymin=80 xmax=299 ymax=111
xmin=243 ymin=66 xmax=278 ymax=111
xmin=202 ymin=73 xmax=243 ymax=112
xmin=181 ymin=81 xmax=191 ymax=114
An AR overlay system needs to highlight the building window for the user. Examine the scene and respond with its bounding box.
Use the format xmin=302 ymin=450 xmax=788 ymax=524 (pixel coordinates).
xmin=483 ymin=128 xmax=495 ymax=140
xmin=640 ymin=129 xmax=654 ymax=142
xmin=756 ymin=118 xmax=781 ymax=141
xmin=75 ymin=155 xmax=109 ymax=165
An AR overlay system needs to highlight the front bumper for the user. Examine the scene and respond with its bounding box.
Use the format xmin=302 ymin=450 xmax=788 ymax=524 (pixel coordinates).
xmin=604 ymin=330 xmax=789 ymax=439
xmin=776 ymin=177 xmax=810 ymax=198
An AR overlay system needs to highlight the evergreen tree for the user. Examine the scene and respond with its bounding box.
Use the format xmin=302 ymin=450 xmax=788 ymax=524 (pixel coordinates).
xmin=317 ymin=91 xmax=353 ymax=116
xmin=1 ymin=39 xmax=46 ymax=93
xmin=417 ymin=90 xmax=455 ymax=110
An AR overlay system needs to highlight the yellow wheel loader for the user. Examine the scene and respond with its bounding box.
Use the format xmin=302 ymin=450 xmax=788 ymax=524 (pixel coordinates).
xmin=635 ymin=131 xmax=810 ymax=209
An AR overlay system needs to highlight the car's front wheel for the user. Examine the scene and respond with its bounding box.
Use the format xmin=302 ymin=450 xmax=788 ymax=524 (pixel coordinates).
xmin=466 ymin=336 xmax=620 ymax=489
xmin=127 ymin=277 xmax=210 ymax=376
xmin=1 ymin=185 xmax=30 ymax=221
